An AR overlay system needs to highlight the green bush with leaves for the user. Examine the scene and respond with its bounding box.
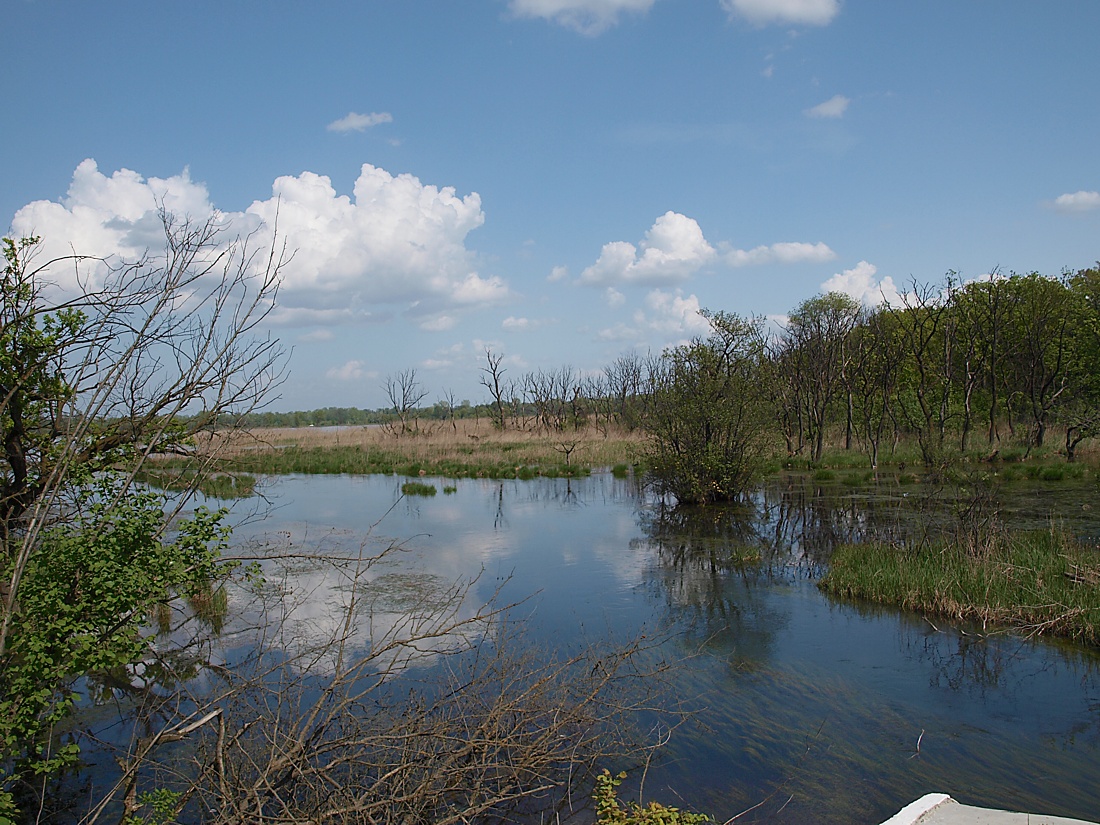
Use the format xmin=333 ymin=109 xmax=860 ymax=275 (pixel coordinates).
xmin=594 ymin=770 xmax=709 ymax=825
xmin=642 ymin=310 xmax=772 ymax=504
xmin=0 ymin=477 xmax=230 ymax=818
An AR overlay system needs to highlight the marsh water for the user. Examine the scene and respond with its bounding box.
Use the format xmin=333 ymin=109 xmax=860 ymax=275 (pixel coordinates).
xmin=209 ymin=472 xmax=1100 ymax=824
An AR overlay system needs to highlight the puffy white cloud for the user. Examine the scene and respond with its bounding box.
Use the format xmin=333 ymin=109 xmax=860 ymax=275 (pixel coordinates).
xmin=326 ymin=360 xmax=367 ymax=381
xmin=723 ymin=240 xmax=836 ymax=267
xmin=509 ymin=0 xmax=655 ymax=35
xmin=597 ymin=288 xmax=710 ymax=343
xmin=821 ymin=260 xmax=900 ymax=306
xmin=805 ymin=94 xmax=850 ymax=119
xmin=448 ymin=272 xmax=510 ymax=305
xmin=547 ymin=265 xmax=569 ymax=282
xmin=11 ymin=159 xmax=218 ymax=292
xmin=247 ymin=164 xmax=496 ymax=313
xmin=605 ymin=287 xmax=626 ymax=308
xmin=327 ymin=111 xmax=393 ymax=133
xmin=722 ymin=0 xmax=839 ymax=26
xmin=580 ymin=213 xmax=836 ymax=287
xmin=643 ymin=289 xmax=712 ymax=337
xmin=1051 ymin=190 xmax=1100 ymax=213
xmin=580 ymin=212 xmax=716 ymax=286
xmin=13 ymin=159 xmax=507 ymax=323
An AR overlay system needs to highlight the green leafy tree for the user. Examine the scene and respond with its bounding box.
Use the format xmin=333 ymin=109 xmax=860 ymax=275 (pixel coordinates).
xmin=0 ymin=217 xmax=285 ymax=818
xmin=777 ymin=292 xmax=861 ymax=462
xmin=643 ymin=310 xmax=771 ymax=504
xmin=1060 ymin=264 xmax=1100 ymax=460
xmin=1001 ymin=273 xmax=1074 ymax=449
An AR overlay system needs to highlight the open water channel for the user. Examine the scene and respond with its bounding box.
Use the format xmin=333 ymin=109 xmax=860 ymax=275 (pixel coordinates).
xmin=175 ymin=470 xmax=1100 ymax=825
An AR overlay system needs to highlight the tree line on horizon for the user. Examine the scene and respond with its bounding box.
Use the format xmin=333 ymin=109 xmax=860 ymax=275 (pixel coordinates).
xmin=239 ymin=264 xmax=1100 ymax=478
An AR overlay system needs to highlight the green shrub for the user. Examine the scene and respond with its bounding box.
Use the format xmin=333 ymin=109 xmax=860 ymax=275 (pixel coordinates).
xmin=594 ymin=770 xmax=709 ymax=825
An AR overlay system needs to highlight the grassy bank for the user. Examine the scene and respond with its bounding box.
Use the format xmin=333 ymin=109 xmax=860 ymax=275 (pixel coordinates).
xmin=177 ymin=421 xmax=1100 ymax=487
xmin=820 ymin=529 xmax=1100 ymax=644
xmin=200 ymin=420 xmax=647 ymax=479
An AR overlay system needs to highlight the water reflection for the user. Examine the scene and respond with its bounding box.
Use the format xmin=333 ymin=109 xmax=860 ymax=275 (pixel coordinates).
xmin=183 ymin=474 xmax=1100 ymax=823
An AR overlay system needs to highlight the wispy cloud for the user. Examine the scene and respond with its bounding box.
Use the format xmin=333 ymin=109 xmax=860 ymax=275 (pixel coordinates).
xmin=1049 ymin=190 xmax=1100 ymax=213
xmin=722 ymin=0 xmax=840 ymax=27
xmin=723 ymin=241 xmax=836 ymax=267
xmin=508 ymin=0 xmax=656 ymax=35
xmin=804 ymin=94 xmax=850 ymax=119
xmin=326 ymin=360 xmax=367 ymax=381
xmin=327 ymin=111 xmax=394 ymax=133
xmin=503 ymin=316 xmax=554 ymax=332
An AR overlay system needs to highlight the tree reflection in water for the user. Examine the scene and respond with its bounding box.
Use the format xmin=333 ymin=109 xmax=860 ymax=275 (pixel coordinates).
xmin=629 ymin=475 xmax=1100 ymax=823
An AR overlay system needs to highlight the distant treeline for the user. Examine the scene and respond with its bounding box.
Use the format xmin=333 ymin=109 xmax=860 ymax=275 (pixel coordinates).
xmin=227 ymin=402 xmax=498 ymax=429
xmin=227 ymin=264 xmax=1100 ymax=474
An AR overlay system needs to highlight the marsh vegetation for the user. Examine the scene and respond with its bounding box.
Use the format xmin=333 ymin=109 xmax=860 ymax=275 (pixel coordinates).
xmin=6 ymin=214 xmax=1100 ymax=825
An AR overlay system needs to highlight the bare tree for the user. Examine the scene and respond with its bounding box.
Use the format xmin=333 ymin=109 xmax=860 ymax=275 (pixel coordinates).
xmin=382 ymin=368 xmax=428 ymax=435
xmin=604 ymin=352 xmax=646 ymax=430
xmin=479 ymin=348 xmax=509 ymax=431
xmin=439 ymin=387 xmax=460 ymax=432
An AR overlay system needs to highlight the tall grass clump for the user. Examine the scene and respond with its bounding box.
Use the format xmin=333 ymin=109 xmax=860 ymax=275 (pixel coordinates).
xmin=401 ymin=481 xmax=437 ymax=496
xmin=821 ymin=527 xmax=1100 ymax=644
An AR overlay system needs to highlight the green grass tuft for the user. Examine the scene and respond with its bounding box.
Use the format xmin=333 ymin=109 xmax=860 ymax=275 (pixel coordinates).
xmin=401 ymin=481 xmax=437 ymax=496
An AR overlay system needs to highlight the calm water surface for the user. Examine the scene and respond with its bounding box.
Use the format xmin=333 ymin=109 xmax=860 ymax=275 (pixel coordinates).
xmin=214 ymin=473 xmax=1100 ymax=824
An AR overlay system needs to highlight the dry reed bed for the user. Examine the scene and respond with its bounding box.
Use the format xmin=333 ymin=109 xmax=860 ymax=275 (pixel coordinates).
xmin=207 ymin=421 xmax=648 ymax=477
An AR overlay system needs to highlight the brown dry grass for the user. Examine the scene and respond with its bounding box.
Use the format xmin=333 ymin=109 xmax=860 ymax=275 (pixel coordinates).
xmin=208 ymin=419 xmax=648 ymax=474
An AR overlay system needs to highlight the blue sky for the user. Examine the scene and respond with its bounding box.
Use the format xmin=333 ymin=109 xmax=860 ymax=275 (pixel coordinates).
xmin=4 ymin=1 xmax=1099 ymax=411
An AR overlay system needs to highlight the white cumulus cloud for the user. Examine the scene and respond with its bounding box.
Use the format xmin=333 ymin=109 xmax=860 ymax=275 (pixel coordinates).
xmin=327 ymin=111 xmax=393 ymax=133
xmin=805 ymin=94 xmax=850 ymax=119
xmin=12 ymin=159 xmax=509 ymax=324
xmin=1050 ymin=190 xmax=1100 ymax=213
xmin=580 ymin=212 xmax=716 ymax=286
xmin=11 ymin=159 xmax=221 ymax=295
xmin=721 ymin=0 xmax=839 ymax=26
xmin=597 ymin=289 xmax=710 ymax=343
xmin=723 ymin=240 xmax=836 ymax=267
xmin=580 ymin=214 xmax=836 ymax=287
xmin=326 ymin=360 xmax=367 ymax=381
xmin=508 ymin=0 xmax=655 ymax=35
xmin=821 ymin=260 xmax=900 ymax=306
xmin=643 ymin=289 xmax=712 ymax=337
